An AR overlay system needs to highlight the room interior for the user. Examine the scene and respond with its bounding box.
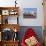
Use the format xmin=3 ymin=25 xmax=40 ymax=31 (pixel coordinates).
xmin=0 ymin=0 xmax=45 ymax=46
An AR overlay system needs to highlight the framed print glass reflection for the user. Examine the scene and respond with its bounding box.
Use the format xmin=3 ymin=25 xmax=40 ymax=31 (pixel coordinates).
xmin=23 ymin=8 xmax=37 ymax=18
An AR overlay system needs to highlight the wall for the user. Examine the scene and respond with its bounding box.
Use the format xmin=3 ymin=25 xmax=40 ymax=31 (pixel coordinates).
xmin=0 ymin=0 xmax=15 ymax=7
xmin=17 ymin=0 xmax=44 ymax=26
xmin=0 ymin=0 xmax=44 ymax=26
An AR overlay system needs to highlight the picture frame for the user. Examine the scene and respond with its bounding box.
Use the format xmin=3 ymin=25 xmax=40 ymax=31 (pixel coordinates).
xmin=9 ymin=10 xmax=18 ymax=15
xmin=23 ymin=8 xmax=37 ymax=18
xmin=2 ymin=10 xmax=9 ymax=15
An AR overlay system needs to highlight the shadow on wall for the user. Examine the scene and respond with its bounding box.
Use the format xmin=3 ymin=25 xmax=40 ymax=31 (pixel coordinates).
xmin=18 ymin=26 xmax=44 ymax=44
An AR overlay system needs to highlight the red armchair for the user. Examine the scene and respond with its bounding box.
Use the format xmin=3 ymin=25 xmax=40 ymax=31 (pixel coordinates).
xmin=21 ymin=28 xmax=41 ymax=46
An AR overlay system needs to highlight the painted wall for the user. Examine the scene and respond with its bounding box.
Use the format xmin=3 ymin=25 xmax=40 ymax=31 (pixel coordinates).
xmin=18 ymin=0 xmax=44 ymax=26
xmin=0 ymin=0 xmax=15 ymax=7
xmin=0 ymin=0 xmax=44 ymax=26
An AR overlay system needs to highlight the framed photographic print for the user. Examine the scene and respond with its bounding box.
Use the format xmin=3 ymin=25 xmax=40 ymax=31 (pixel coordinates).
xmin=9 ymin=10 xmax=15 ymax=15
xmin=9 ymin=10 xmax=18 ymax=15
xmin=2 ymin=10 xmax=9 ymax=15
xmin=23 ymin=8 xmax=37 ymax=18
